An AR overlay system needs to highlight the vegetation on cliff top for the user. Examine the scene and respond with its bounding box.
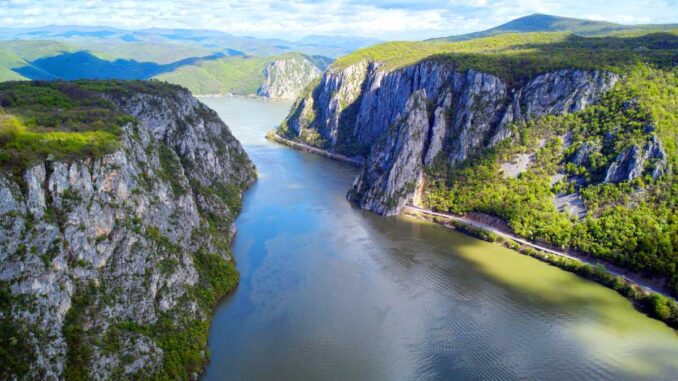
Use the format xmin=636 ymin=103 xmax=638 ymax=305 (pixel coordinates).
xmin=428 ymin=13 xmax=678 ymax=42
xmin=332 ymin=30 xmax=678 ymax=85
xmin=424 ymin=64 xmax=677 ymax=294
xmin=0 ymin=80 xmax=188 ymax=172
xmin=154 ymin=52 xmax=330 ymax=95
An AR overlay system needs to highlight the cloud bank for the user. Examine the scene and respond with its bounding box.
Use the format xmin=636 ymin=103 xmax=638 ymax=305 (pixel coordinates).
xmin=1 ymin=0 xmax=676 ymax=40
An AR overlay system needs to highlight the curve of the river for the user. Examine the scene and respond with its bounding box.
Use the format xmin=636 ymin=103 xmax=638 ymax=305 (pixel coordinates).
xmin=200 ymin=96 xmax=678 ymax=381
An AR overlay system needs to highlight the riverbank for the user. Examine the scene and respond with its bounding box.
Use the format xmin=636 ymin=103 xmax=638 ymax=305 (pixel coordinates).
xmin=405 ymin=206 xmax=678 ymax=329
xmin=266 ymin=132 xmax=364 ymax=166
xmin=270 ymin=133 xmax=678 ymax=329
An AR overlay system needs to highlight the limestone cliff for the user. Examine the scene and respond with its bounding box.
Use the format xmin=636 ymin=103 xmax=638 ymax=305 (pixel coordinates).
xmin=283 ymin=60 xmax=625 ymax=215
xmin=257 ymin=55 xmax=331 ymax=100
xmin=0 ymin=82 xmax=255 ymax=380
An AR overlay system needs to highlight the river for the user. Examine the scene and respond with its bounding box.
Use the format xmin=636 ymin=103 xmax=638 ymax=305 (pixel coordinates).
xmin=200 ymin=96 xmax=678 ymax=381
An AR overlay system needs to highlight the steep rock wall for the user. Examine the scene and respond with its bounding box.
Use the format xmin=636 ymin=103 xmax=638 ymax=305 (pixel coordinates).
xmin=285 ymin=60 xmax=618 ymax=215
xmin=256 ymin=55 xmax=330 ymax=100
xmin=0 ymin=86 xmax=255 ymax=379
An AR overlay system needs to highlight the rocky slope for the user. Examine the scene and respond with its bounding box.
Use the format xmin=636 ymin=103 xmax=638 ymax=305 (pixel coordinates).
xmin=257 ymin=55 xmax=331 ymax=99
xmin=152 ymin=53 xmax=331 ymax=98
xmin=283 ymin=60 xmax=623 ymax=215
xmin=0 ymin=82 xmax=255 ymax=380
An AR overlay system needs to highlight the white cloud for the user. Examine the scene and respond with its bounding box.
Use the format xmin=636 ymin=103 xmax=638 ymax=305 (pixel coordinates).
xmin=0 ymin=0 xmax=675 ymax=40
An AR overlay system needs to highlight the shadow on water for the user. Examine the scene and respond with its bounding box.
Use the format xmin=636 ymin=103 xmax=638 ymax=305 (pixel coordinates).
xmin=365 ymin=213 xmax=678 ymax=378
xmin=200 ymin=96 xmax=678 ymax=381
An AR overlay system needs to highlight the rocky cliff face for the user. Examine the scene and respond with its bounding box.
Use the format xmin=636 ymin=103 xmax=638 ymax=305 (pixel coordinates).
xmin=256 ymin=55 xmax=331 ymax=100
xmin=0 ymin=84 xmax=255 ymax=379
xmin=284 ymin=60 xmax=620 ymax=215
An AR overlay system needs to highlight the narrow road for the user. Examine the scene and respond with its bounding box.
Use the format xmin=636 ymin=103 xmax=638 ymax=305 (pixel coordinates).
xmin=269 ymin=133 xmax=363 ymax=166
xmin=405 ymin=205 xmax=671 ymax=298
xmin=269 ymin=133 xmax=672 ymax=300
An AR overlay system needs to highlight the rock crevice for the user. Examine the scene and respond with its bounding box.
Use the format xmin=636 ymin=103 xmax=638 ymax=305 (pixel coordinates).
xmin=286 ymin=60 xmax=619 ymax=215
xmin=0 ymin=85 xmax=255 ymax=379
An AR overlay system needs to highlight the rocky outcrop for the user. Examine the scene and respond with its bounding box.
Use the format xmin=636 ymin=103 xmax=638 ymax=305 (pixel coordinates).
xmin=604 ymin=135 xmax=668 ymax=183
xmin=571 ymin=142 xmax=600 ymax=166
xmin=256 ymin=55 xmax=331 ymax=100
xmin=0 ymin=84 xmax=255 ymax=379
xmin=285 ymin=60 xmax=618 ymax=215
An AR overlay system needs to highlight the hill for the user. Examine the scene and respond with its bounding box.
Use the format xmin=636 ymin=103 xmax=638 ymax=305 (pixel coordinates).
xmin=0 ymin=40 xmax=331 ymax=98
xmin=156 ymin=53 xmax=331 ymax=97
xmin=429 ymin=13 xmax=678 ymax=42
xmin=0 ymin=80 xmax=255 ymax=379
xmin=0 ymin=25 xmax=378 ymax=58
xmin=282 ymin=29 xmax=678 ymax=304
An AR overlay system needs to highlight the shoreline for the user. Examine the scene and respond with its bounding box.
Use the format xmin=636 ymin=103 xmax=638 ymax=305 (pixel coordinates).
xmin=403 ymin=205 xmax=669 ymax=296
xmin=402 ymin=206 xmax=677 ymax=329
xmin=266 ymin=132 xmax=363 ymax=166
xmin=270 ymin=132 xmax=678 ymax=329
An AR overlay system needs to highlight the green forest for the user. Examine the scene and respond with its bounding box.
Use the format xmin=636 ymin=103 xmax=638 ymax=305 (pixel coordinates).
xmin=0 ymin=80 xmax=187 ymax=174
xmin=423 ymin=64 xmax=677 ymax=294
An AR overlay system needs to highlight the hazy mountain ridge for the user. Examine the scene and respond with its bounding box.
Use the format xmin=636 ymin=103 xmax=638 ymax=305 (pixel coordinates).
xmin=0 ymin=25 xmax=380 ymax=58
xmin=428 ymin=13 xmax=678 ymax=42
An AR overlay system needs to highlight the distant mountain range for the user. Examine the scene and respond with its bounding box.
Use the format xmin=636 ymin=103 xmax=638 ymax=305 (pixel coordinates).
xmin=0 ymin=25 xmax=381 ymax=97
xmin=0 ymin=25 xmax=381 ymax=59
xmin=1 ymin=15 xmax=675 ymax=98
xmin=428 ymin=13 xmax=678 ymax=42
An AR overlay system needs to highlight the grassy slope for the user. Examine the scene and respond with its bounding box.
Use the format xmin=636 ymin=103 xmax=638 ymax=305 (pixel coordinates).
xmin=332 ymin=30 xmax=678 ymax=85
xmin=155 ymin=52 xmax=326 ymax=95
xmin=0 ymin=40 xmax=85 ymax=81
xmin=0 ymin=49 xmax=27 ymax=81
xmin=154 ymin=55 xmax=269 ymax=95
xmin=429 ymin=14 xmax=678 ymax=42
xmin=0 ymin=40 xmax=79 ymax=62
xmin=73 ymin=41 xmax=214 ymax=64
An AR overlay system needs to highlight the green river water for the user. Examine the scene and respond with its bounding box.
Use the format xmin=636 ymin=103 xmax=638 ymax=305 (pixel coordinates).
xmin=200 ymin=96 xmax=678 ymax=381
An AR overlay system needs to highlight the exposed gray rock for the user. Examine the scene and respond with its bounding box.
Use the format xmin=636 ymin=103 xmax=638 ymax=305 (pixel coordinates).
xmin=348 ymin=90 xmax=430 ymax=215
xmin=256 ymin=55 xmax=330 ymax=100
xmin=520 ymin=70 xmax=618 ymax=117
xmin=286 ymin=60 xmax=618 ymax=215
xmin=604 ymin=135 xmax=668 ymax=183
xmin=571 ymin=142 xmax=600 ymax=166
xmin=500 ymin=153 xmax=534 ymax=179
xmin=553 ymin=192 xmax=587 ymax=219
xmin=0 ymin=86 xmax=255 ymax=379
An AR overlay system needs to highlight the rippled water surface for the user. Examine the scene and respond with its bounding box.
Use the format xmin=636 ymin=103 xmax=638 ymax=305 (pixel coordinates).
xmin=200 ymin=96 xmax=678 ymax=381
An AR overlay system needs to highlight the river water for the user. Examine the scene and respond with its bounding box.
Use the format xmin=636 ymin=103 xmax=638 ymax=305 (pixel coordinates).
xmin=200 ymin=96 xmax=678 ymax=381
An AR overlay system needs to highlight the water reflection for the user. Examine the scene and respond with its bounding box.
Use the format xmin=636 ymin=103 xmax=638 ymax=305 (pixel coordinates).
xmin=200 ymin=96 xmax=678 ymax=381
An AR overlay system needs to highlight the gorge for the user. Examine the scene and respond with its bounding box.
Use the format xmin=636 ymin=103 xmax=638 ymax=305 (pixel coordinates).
xmin=280 ymin=31 xmax=677 ymax=302
xmin=200 ymin=96 xmax=678 ymax=380
xmin=0 ymin=9 xmax=677 ymax=381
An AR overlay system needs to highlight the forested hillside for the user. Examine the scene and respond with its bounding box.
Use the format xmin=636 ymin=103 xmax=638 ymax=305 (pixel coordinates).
xmin=428 ymin=13 xmax=678 ymax=42
xmin=281 ymin=29 xmax=678 ymax=295
xmin=0 ymin=40 xmax=331 ymax=98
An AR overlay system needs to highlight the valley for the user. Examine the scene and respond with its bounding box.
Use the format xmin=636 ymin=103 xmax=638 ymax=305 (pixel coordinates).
xmin=201 ymin=96 xmax=678 ymax=380
xmin=0 ymin=8 xmax=677 ymax=380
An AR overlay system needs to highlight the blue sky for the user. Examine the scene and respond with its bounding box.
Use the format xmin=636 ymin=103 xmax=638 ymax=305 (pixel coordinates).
xmin=1 ymin=0 xmax=676 ymax=40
